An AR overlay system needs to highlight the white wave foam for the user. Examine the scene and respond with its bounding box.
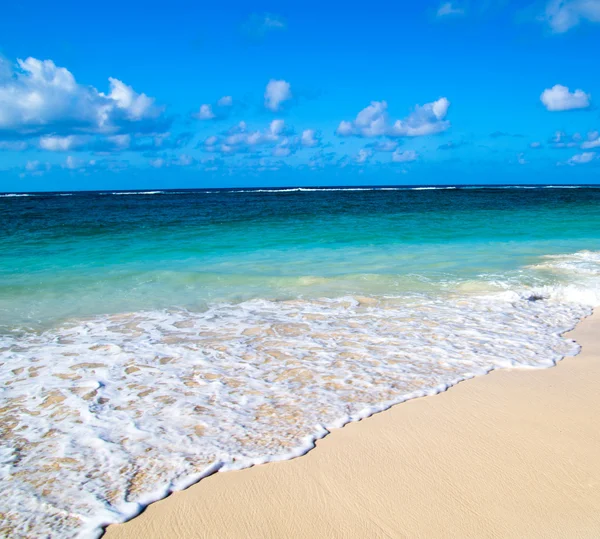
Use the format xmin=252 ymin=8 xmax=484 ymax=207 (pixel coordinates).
xmin=111 ymin=191 xmax=164 ymax=195
xmin=0 ymin=280 xmax=593 ymax=537
xmin=411 ymin=186 xmax=457 ymax=190
xmin=0 ymin=193 xmax=30 ymax=197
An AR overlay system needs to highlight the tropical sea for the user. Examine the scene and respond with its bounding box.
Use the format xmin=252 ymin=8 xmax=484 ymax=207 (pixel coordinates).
xmin=1 ymin=185 xmax=600 ymax=537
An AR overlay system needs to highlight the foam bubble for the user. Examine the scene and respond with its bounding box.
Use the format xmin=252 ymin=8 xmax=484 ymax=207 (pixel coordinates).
xmin=0 ymin=286 xmax=592 ymax=538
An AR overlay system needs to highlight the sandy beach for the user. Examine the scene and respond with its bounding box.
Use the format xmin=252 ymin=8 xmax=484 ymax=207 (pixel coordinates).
xmin=104 ymin=310 xmax=600 ymax=539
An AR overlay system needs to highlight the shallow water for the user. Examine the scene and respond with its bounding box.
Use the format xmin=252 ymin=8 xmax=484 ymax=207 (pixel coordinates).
xmin=1 ymin=186 xmax=600 ymax=537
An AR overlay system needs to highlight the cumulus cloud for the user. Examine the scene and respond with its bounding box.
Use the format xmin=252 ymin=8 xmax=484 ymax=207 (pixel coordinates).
xmin=64 ymin=155 xmax=97 ymax=170
xmin=369 ymin=140 xmax=399 ymax=152
xmin=193 ymin=96 xmax=235 ymax=121
xmin=540 ymin=0 xmax=600 ymax=33
xmin=337 ymin=98 xmax=450 ymax=139
xmin=566 ymin=151 xmax=597 ymax=165
xmin=437 ymin=2 xmax=465 ymax=17
xmin=202 ymin=120 xmax=319 ymax=157
xmin=392 ymin=149 xmax=418 ymax=162
xmin=264 ymin=79 xmax=292 ymax=111
xmin=39 ymin=135 xmax=87 ymax=151
xmin=300 ymin=129 xmax=320 ymax=147
xmin=540 ymin=84 xmax=591 ymax=111
xmin=194 ymin=104 xmax=216 ymax=120
xmin=0 ymin=56 xmax=171 ymax=151
xmin=530 ymin=141 xmax=543 ymax=149
xmin=581 ymin=131 xmax=600 ymax=149
xmin=217 ymin=96 xmax=233 ymax=107
xmin=203 ymin=119 xmax=285 ymax=155
xmin=517 ymin=152 xmax=528 ymax=165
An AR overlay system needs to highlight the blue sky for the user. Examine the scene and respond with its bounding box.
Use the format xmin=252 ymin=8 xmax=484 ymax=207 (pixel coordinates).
xmin=0 ymin=0 xmax=599 ymax=191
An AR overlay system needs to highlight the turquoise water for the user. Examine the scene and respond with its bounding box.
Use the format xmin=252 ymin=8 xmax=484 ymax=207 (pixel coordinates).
xmin=1 ymin=186 xmax=600 ymax=538
xmin=2 ymin=186 xmax=600 ymax=330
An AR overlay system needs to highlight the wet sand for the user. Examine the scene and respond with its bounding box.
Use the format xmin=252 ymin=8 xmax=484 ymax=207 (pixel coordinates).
xmin=105 ymin=310 xmax=600 ymax=539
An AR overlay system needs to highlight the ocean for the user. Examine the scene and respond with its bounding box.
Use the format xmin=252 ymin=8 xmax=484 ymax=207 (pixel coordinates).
xmin=1 ymin=185 xmax=600 ymax=537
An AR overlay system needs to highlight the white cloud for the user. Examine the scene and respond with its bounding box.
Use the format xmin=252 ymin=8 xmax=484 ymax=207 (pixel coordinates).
xmin=540 ymin=84 xmax=591 ymax=111
xmin=541 ymin=0 xmax=600 ymax=33
xmin=177 ymin=154 xmax=194 ymax=166
xmin=25 ymin=160 xmax=44 ymax=172
xmin=149 ymin=158 xmax=166 ymax=168
xmin=336 ymin=121 xmax=354 ymax=136
xmin=217 ymin=96 xmax=233 ymax=107
xmin=194 ymin=104 xmax=216 ymax=120
xmin=63 ymin=155 xmax=99 ymax=171
xmin=567 ymin=152 xmax=597 ymax=165
xmin=21 ymin=160 xmax=51 ymax=176
xmin=392 ymin=149 xmax=418 ymax=162
xmin=272 ymin=146 xmax=292 ymax=157
xmin=356 ymin=149 xmax=373 ymax=163
xmin=337 ymin=98 xmax=451 ymax=138
xmin=437 ymin=2 xmax=465 ymax=17
xmin=0 ymin=56 xmax=169 ymax=147
xmin=549 ymin=130 xmax=578 ymax=147
xmin=39 ymin=135 xmax=87 ymax=151
xmin=581 ymin=131 xmax=600 ymax=149
xmin=300 ymin=129 xmax=320 ymax=147
xmin=264 ymin=79 xmax=292 ymax=111
xmin=517 ymin=152 xmax=528 ymax=165
xmin=370 ymin=140 xmax=398 ymax=152
xmin=530 ymin=141 xmax=542 ymax=148
xmin=0 ymin=140 xmax=28 ymax=151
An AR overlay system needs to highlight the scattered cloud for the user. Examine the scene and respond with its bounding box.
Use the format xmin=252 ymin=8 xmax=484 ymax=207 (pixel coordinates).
xmin=193 ymin=96 xmax=235 ymax=121
xmin=22 ymin=160 xmax=51 ymax=176
xmin=64 ymin=155 xmax=98 ymax=170
xmin=149 ymin=157 xmax=166 ymax=168
xmin=300 ymin=129 xmax=321 ymax=147
xmin=566 ymin=151 xmax=597 ymax=165
xmin=517 ymin=152 xmax=528 ymax=165
xmin=540 ymin=84 xmax=591 ymax=111
xmin=549 ymin=130 xmax=580 ymax=148
xmin=0 ymin=140 xmax=28 ymax=151
xmin=581 ymin=131 xmax=600 ymax=149
xmin=39 ymin=135 xmax=87 ymax=151
xmin=337 ymin=98 xmax=451 ymax=138
xmin=264 ymin=79 xmax=292 ymax=111
xmin=241 ymin=13 xmax=287 ymax=41
xmin=539 ymin=0 xmax=600 ymax=33
xmin=392 ymin=149 xmax=418 ymax=162
xmin=530 ymin=141 xmax=543 ymax=148
xmin=368 ymin=140 xmax=399 ymax=152
xmin=356 ymin=149 xmax=373 ymax=164
xmin=437 ymin=2 xmax=465 ymax=17
xmin=201 ymin=119 xmax=318 ymax=157
xmin=194 ymin=104 xmax=216 ymax=120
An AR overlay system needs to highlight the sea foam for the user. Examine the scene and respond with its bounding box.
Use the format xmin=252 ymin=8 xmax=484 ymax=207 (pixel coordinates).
xmin=0 ymin=251 xmax=599 ymax=537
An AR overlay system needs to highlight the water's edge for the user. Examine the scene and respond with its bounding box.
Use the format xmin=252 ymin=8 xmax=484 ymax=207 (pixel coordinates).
xmin=98 ymin=307 xmax=595 ymax=539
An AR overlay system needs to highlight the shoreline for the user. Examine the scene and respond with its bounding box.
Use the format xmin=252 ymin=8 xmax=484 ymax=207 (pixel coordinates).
xmin=105 ymin=310 xmax=600 ymax=539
